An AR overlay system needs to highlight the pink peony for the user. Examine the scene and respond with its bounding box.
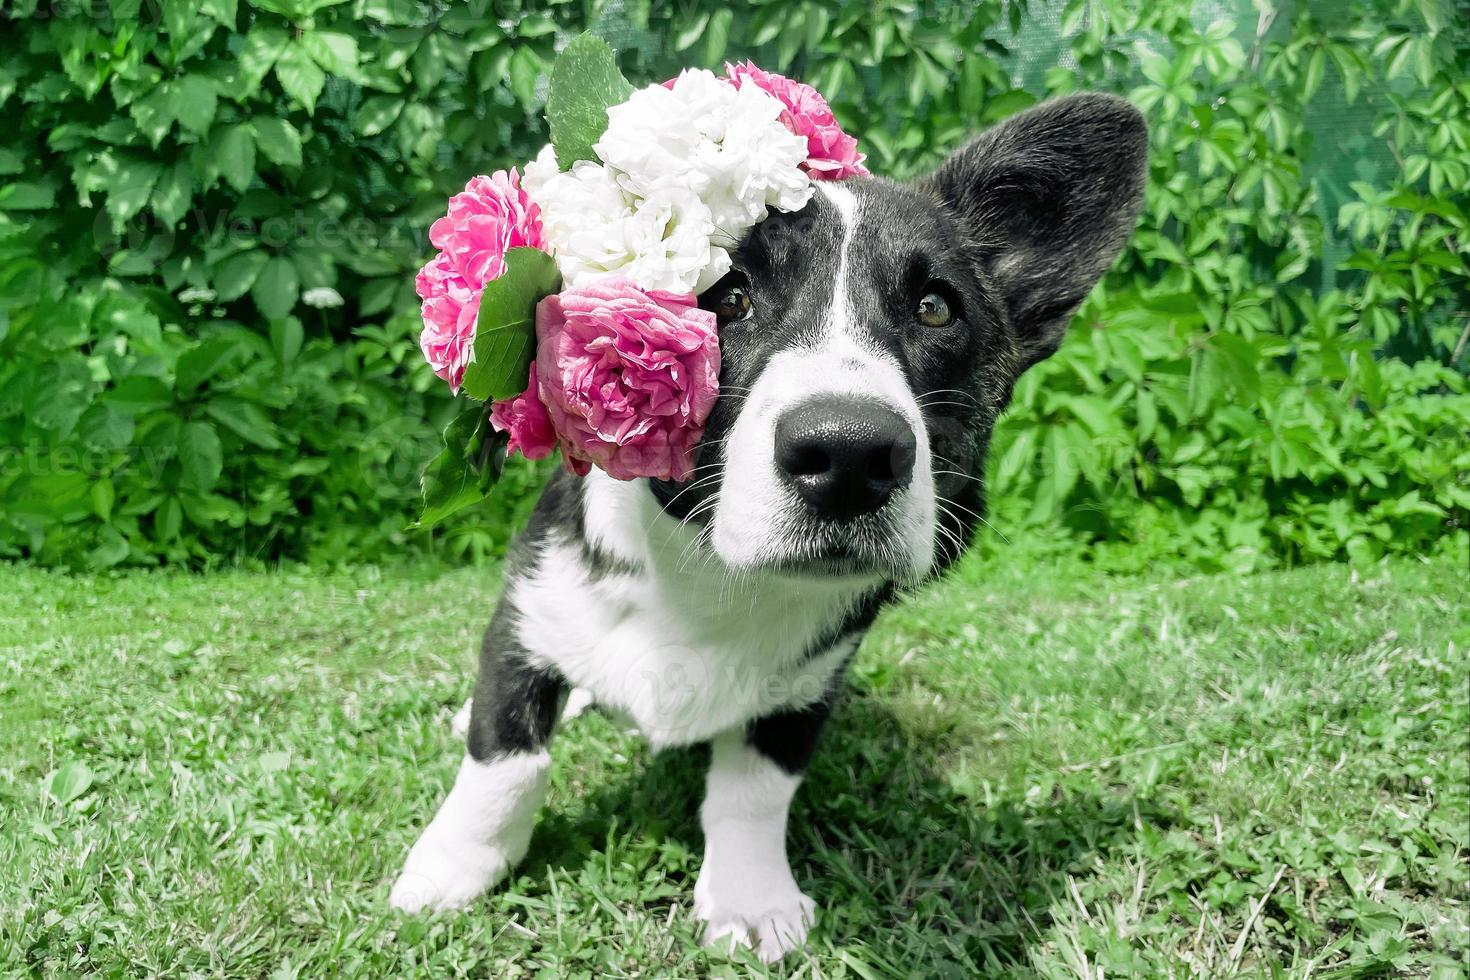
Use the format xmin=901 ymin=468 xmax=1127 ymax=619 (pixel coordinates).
xmin=416 ymin=170 xmax=545 ymax=391
xmin=533 ymin=278 xmax=720 ymax=482
xmin=488 ymin=364 xmax=559 ymax=460
xmin=723 ymin=61 xmax=869 ymax=180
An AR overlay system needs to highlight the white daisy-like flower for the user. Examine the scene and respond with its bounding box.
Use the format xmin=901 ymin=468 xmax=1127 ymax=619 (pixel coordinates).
xmin=523 ymin=145 xmax=731 ymax=294
xmin=302 ymin=286 xmax=344 ymax=308
xmin=595 ymin=69 xmax=812 ymax=239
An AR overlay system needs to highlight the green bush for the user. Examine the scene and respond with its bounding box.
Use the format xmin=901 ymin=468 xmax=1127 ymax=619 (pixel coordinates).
xmin=985 ymin=0 xmax=1470 ymax=571
xmin=0 ymin=0 xmax=1465 ymax=569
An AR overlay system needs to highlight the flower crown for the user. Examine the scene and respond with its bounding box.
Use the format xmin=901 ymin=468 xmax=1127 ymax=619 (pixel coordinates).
xmin=414 ymin=35 xmax=866 ymax=525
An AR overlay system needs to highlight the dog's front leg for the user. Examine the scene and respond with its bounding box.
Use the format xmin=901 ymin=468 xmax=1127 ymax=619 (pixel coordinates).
xmin=694 ymin=703 xmax=827 ymax=963
xmin=390 ymin=625 xmax=564 ymax=913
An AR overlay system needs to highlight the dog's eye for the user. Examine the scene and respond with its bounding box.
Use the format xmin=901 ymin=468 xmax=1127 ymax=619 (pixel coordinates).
xmin=916 ymin=292 xmax=953 ymax=328
xmin=714 ymin=285 xmax=753 ymax=323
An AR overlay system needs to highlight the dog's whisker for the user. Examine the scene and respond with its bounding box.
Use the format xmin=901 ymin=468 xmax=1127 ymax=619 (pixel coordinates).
xmin=937 ymin=497 xmax=1009 ymax=545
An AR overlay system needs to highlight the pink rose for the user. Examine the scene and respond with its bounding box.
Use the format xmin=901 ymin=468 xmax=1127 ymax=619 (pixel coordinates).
xmin=416 ymin=170 xmax=545 ymax=392
xmin=723 ymin=61 xmax=869 ymax=180
xmin=533 ymin=278 xmax=720 ymax=482
xmin=488 ymin=364 xmax=558 ymax=461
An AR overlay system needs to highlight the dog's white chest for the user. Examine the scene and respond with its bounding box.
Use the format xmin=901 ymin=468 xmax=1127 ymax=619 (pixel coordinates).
xmin=507 ymin=473 xmax=871 ymax=747
xmin=511 ymin=538 xmax=859 ymax=746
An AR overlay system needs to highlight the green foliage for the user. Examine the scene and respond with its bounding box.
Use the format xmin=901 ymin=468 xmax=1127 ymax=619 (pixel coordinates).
xmin=982 ymin=0 xmax=1470 ymax=571
xmin=0 ymin=0 xmax=1465 ymax=569
xmin=0 ymin=0 xmax=567 ymax=567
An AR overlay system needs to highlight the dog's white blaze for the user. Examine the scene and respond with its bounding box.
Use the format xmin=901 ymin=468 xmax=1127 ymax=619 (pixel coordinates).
xmin=389 ymin=751 xmax=550 ymax=912
xmin=693 ymin=732 xmax=815 ymax=962
xmin=816 ymin=182 xmax=860 ymax=340
xmin=513 ymin=472 xmax=864 ymax=747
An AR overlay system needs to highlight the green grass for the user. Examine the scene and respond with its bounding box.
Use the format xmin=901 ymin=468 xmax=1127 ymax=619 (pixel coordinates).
xmin=2 ymin=550 xmax=1466 ymax=977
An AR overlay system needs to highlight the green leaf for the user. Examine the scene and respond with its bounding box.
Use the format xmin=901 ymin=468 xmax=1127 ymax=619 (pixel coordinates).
xmin=80 ymin=402 xmax=135 ymax=451
xmin=179 ymin=421 xmax=224 ymax=491
xmin=673 ymin=11 xmax=710 ymax=51
xmin=358 ymin=277 xmax=399 ymax=316
xmin=0 ymin=181 xmax=57 ymax=211
xmin=28 ymin=358 xmax=93 ymax=436
xmin=175 ymin=336 xmax=242 ymax=396
xmin=169 ymin=75 xmax=218 ymax=136
xmin=546 ymin=33 xmax=633 ymax=170
xmin=301 ymin=31 xmax=358 ymax=75
xmin=47 ymin=761 xmax=95 ymax=805
xmin=414 ymin=401 xmax=515 ymax=529
xmin=442 ymin=398 xmax=490 ymax=460
xmin=91 ymin=478 xmax=115 ymax=522
xmin=205 ymin=396 xmax=281 ymax=449
xmin=251 ymin=117 xmax=302 ymax=167
xmin=411 ymin=34 xmax=447 ymax=91
xmin=213 ymin=123 xmax=255 ymax=193
xmin=161 ymin=0 xmax=199 ymax=48
xmin=88 ymin=526 xmax=130 ymax=568
xmin=105 ymin=158 xmax=162 ymax=227
xmin=982 ymin=89 xmax=1038 ymax=123
xmin=199 ymin=0 xmax=236 ymax=26
xmin=458 ymin=248 xmax=561 ymax=402
xmin=416 ymin=425 xmax=508 ymax=530
xmin=415 ymin=446 xmax=483 ymax=528
xmin=157 ymin=496 xmax=183 ymax=540
xmin=128 ymin=85 xmax=175 ymax=145
xmin=507 ymin=47 xmax=545 ymax=109
xmin=275 ymin=41 xmax=327 ymax=113
xmin=252 ymin=256 xmax=299 ymax=321
xmin=106 ymin=375 xmax=173 ymax=412
xmin=270 ymin=315 xmax=303 ymax=364
xmin=703 ymin=8 xmax=733 ymax=64
xmin=237 ymin=26 xmax=288 ymax=94
xmin=212 ymin=249 xmax=268 ymax=301
xmin=150 ymin=162 xmax=193 ymax=226
xmin=356 ymin=94 xmax=403 ymax=136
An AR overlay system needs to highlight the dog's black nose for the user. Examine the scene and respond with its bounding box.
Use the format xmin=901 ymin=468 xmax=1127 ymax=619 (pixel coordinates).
xmin=774 ymin=397 xmax=917 ymax=519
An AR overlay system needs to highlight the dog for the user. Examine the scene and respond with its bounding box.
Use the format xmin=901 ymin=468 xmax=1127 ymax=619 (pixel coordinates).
xmin=389 ymin=93 xmax=1148 ymax=962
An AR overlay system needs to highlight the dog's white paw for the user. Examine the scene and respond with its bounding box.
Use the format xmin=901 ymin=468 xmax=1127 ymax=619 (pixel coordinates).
xmin=390 ymin=753 xmax=550 ymax=915
xmin=693 ymin=875 xmax=815 ymax=963
xmin=389 ymin=832 xmax=514 ymax=913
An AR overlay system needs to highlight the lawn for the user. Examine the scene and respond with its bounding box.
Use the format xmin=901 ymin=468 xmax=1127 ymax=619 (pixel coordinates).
xmin=2 ymin=550 xmax=1466 ymax=977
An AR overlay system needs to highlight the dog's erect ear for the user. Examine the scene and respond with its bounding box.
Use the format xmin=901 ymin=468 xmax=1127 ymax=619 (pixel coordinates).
xmin=920 ymin=93 xmax=1148 ymax=370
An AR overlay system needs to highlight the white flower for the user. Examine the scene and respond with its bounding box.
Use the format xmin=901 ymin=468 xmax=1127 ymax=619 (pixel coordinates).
xmin=302 ymin=286 xmax=344 ymax=309
xmin=595 ymin=70 xmax=812 ymax=240
xmin=520 ymin=142 xmax=565 ymax=201
xmin=522 ymin=72 xmax=812 ymax=296
xmin=634 ymin=192 xmax=733 ymax=293
xmin=524 ymin=145 xmax=731 ymax=294
xmin=177 ymin=286 xmax=216 ymax=303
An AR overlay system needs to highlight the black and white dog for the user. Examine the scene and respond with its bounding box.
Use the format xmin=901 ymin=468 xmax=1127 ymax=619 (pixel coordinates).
xmin=390 ymin=94 xmax=1147 ymax=961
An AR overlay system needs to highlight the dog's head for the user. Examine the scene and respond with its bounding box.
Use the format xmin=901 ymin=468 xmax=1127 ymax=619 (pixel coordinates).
xmin=651 ymin=94 xmax=1148 ymax=584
